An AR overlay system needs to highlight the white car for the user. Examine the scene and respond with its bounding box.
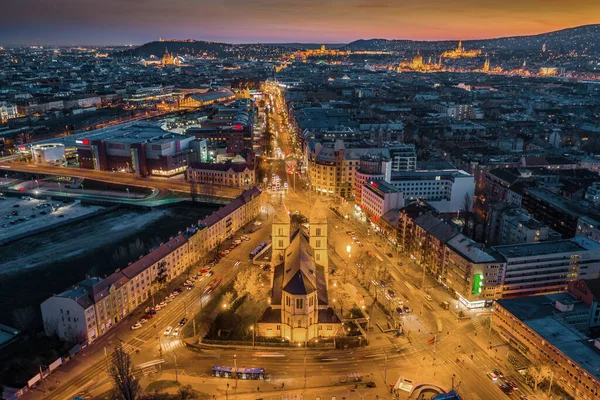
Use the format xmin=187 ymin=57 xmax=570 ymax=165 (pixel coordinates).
xmin=487 ymin=372 xmax=498 ymax=381
xmin=139 ymin=318 xmax=148 ymax=324
xmin=172 ymin=328 xmax=180 ymax=336
xmin=159 ymin=301 xmax=167 ymax=307
xmin=164 ymin=326 xmax=173 ymax=336
xmin=131 ymin=323 xmax=142 ymax=330
xmin=154 ymin=305 xmax=162 ymax=311
xmin=424 ymin=294 xmax=433 ymax=302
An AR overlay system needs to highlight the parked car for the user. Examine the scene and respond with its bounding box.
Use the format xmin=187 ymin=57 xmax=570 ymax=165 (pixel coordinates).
xmin=396 ymin=307 xmax=404 ymax=315
xmin=172 ymin=328 xmax=180 ymax=336
xmin=131 ymin=323 xmax=142 ymax=330
xmin=147 ymin=309 xmax=157 ymax=315
xmin=159 ymin=301 xmax=167 ymax=307
xmin=387 ymin=289 xmax=396 ymax=297
xmin=179 ymin=318 xmax=188 ymax=326
xmin=139 ymin=318 xmax=148 ymax=324
xmin=145 ymin=313 xmax=154 ymax=319
xmin=424 ymin=294 xmax=433 ymax=301
xmin=163 ymin=326 xmax=173 ymax=336
xmin=507 ymin=380 xmax=518 ymax=390
xmin=154 ymin=305 xmax=162 ymax=311
xmin=206 ymin=271 xmax=214 ymax=277
xmin=500 ymin=384 xmax=513 ymax=395
xmin=386 ymin=253 xmax=393 ymax=258
xmin=403 ymin=305 xmax=411 ymax=313
xmin=493 ymin=369 xmax=504 ymax=379
xmin=487 ymin=372 xmax=498 ymax=381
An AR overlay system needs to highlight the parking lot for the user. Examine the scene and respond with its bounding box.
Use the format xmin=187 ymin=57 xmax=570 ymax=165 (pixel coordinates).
xmin=0 ymin=194 xmax=104 ymax=243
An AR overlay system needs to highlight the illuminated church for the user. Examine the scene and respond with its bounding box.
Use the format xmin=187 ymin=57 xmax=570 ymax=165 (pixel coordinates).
xmin=257 ymin=201 xmax=341 ymax=342
xmin=161 ymin=48 xmax=181 ymax=66
xmin=442 ymin=41 xmax=482 ymax=58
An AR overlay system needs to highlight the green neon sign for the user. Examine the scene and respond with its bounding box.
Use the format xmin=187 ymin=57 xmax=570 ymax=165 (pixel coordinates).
xmin=472 ymin=274 xmax=484 ymax=295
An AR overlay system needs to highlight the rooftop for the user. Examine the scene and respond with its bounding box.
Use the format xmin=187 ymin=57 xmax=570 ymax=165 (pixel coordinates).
xmin=447 ymin=234 xmax=498 ymax=264
xmin=364 ymin=180 xmax=400 ymax=195
xmin=391 ymin=169 xmax=472 ymax=181
xmin=493 ymin=236 xmax=600 ymax=259
xmin=497 ymin=293 xmax=600 ymax=381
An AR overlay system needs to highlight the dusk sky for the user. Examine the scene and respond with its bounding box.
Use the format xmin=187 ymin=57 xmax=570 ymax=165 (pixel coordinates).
xmin=1 ymin=0 xmax=599 ymax=45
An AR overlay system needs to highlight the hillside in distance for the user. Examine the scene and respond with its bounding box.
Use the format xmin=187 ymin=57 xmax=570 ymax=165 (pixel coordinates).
xmin=345 ymin=24 xmax=600 ymax=54
xmin=117 ymin=40 xmax=234 ymax=58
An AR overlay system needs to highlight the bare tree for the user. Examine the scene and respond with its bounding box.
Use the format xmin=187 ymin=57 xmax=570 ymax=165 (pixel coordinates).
xmin=43 ymin=315 xmax=60 ymax=338
xmin=234 ymin=269 xmax=262 ymax=301
xmin=112 ymin=238 xmax=146 ymax=266
xmin=178 ymin=385 xmax=197 ymax=400
xmin=222 ymin=291 xmax=235 ymax=309
xmin=527 ymin=362 xmax=552 ymax=391
xmin=12 ymin=306 xmax=36 ymax=333
xmin=462 ymin=192 xmax=474 ymax=237
xmin=109 ymin=344 xmax=141 ymax=400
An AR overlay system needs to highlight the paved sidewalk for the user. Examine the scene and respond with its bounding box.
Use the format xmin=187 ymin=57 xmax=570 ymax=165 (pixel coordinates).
xmin=142 ymin=371 xmax=392 ymax=400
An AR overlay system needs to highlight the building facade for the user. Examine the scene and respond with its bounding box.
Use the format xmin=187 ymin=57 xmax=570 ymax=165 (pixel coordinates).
xmin=0 ymin=102 xmax=19 ymax=122
xmin=360 ymin=181 xmax=404 ymax=220
xmin=389 ymin=170 xmax=475 ymax=214
xmin=492 ymin=236 xmax=600 ymax=298
xmin=485 ymin=203 xmax=560 ymax=245
xmin=41 ymin=188 xmax=262 ymax=343
xmin=186 ymin=160 xmax=255 ymax=187
xmin=494 ymin=292 xmax=600 ymax=399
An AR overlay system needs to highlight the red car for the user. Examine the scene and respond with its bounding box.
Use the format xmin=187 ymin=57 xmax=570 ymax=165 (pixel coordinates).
xmin=145 ymin=313 xmax=154 ymax=319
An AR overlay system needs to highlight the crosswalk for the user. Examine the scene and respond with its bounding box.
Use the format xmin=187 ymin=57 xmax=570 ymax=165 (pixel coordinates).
xmin=472 ymin=316 xmax=488 ymax=332
xmin=120 ymin=342 xmax=139 ymax=355
xmin=161 ymin=338 xmax=184 ymax=352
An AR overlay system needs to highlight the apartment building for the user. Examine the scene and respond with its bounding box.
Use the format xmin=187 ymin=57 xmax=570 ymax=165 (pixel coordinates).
xmin=360 ymin=181 xmax=404 ymax=219
xmin=40 ymin=277 xmax=102 ymax=343
xmin=195 ymin=187 xmax=262 ymax=253
xmin=41 ymin=188 xmax=262 ymax=343
xmin=411 ymin=213 xmax=461 ymax=278
xmin=354 ymin=154 xmax=391 ymax=204
xmin=389 ymin=170 xmax=475 ymax=214
xmin=388 ymin=143 xmax=416 ymax=171
xmin=308 ymin=140 xmax=387 ymax=199
xmin=444 ymin=234 xmax=503 ymax=308
xmin=494 ymin=291 xmax=600 ymax=399
xmin=186 ymin=160 xmax=256 ymax=187
xmin=492 ymin=236 xmax=600 ymax=298
xmin=485 ymin=203 xmax=561 ymax=245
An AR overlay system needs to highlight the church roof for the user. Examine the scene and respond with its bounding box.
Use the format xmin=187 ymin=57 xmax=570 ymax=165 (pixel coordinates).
xmin=281 ymin=233 xmax=317 ymax=294
xmin=283 ymin=270 xmax=316 ymax=295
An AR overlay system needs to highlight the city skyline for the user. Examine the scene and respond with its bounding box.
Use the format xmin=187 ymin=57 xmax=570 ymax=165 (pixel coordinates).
xmin=1 ymin=0 xmax=600 ymax=45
